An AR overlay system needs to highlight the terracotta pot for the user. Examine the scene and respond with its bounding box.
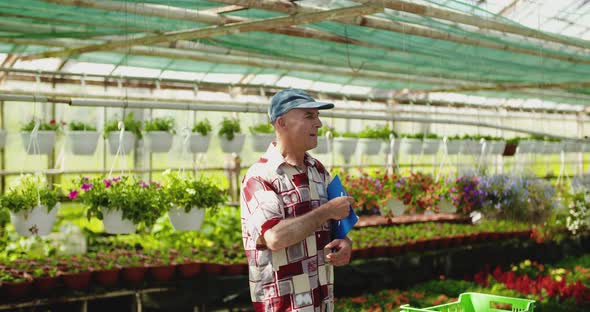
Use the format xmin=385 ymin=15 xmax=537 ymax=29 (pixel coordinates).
xmin=222 ymin=263 xmax=248 ymax=276
xmin=121 ymin=267 xmax=147 ymax=286
xmin=177 ymin=262 xmax=202 ymax=279
xmin=33 ymin=276 xmax=61 ymax=295
xmin=1 ymin=280 xmax=33 ymax=299
xmin=94 ymin=268 xmax=120 ymax=288
xmin=62 ymin=271 xmax=92 ymax=291
xmin=204 ymin=263 xmax=223 ymax=275
xmin=149 ymin=265 xmax=176 ymax=282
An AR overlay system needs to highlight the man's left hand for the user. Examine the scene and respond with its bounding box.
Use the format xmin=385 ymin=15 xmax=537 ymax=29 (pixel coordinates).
xmin=324 ymin=238 xmax=352 ymax=266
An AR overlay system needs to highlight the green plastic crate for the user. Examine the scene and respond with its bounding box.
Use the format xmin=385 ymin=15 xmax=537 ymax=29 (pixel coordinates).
xmin=400 ymin=292 xmax=535 ymax=312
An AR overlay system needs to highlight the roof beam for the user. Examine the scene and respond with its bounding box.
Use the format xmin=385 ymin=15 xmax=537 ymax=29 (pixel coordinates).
xmin=354 ymin=0 xmax=590 ymax=49
xmin=0 ymin=54 xmax=18 ymax=85
xmin=210 ymin=0 xmax=590 ymax=65
xmin=23 ymin=3 xmax=383 ymax=60
xmin=202 ymin=5 xmax=247 ymax=14
xmin=422 ymin=81 xmax=590 ymax=93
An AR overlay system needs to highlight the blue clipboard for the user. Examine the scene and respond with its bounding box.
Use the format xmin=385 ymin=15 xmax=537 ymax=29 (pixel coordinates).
xmin=327 ymin=175 xmax=358 ymax=239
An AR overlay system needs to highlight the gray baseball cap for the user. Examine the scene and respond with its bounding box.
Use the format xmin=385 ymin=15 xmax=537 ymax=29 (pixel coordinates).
xmin=268 ymin=89 xmax=334 ymax=123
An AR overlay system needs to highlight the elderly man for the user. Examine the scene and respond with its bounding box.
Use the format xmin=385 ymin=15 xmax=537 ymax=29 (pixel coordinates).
xmin=240 ymin=89 xmax=354 ymax=312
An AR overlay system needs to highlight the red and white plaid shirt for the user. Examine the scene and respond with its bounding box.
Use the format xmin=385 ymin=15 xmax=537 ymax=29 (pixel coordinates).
xmin=241 ymin=142 xmax=334 ymax=312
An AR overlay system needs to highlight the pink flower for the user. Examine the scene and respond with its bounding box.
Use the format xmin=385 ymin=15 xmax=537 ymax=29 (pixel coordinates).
xmin=139 ymin=181 xmax=148 ymax=188
xmin=68 ymin=190 xmax=79 ymax=200
xmin=83 ymin=176 xmax=90 ymax=181
xmin=81 ymin=183 xmax=93 ymax=191
xmin=104 ymin=179 xmax=112 ymax=188
xmin=112 ymin=176 xmax=121 ymax=182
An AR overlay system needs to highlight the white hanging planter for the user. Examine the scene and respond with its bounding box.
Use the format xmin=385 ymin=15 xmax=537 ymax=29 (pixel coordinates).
xmin=219 ymin=134 xmax=245 ymax=154
xmin=168 ymin=205 xmax=205 ymax=231
xmin=0 ymin=129 xmax=6 ymax=149
xmin=251 ymin=133 xmax=275 ymax=153
xmin=381 ymin=139 xmax=400 ymax=155
xmin=518 ymin=140 xmax=543 ymax=154
xmin=357 ymin=138 xmax=381 ymax=155
xmin=437 ymin=198 xmax=457 ymax=214
xmin=333 ymin=137 xmax=358 ymax=159
xmin=445 ymin=140 xmax=462 ymax=155
xmin=67 ymin=131 xmax=100 ymax=155
xmin=461 ymin=140 xmax=481 ymax=155
xmin=10 ymin=203 xmax=59 ymax=237
xmin=145 ymin=131 xmax=174 ymax=153
xmin=422 ymin=139 xmax=440 ymax=155
xmin=488 ymin=141 xmax=506 ymax=156
xmin=313 ymin=136 xmax=331 ymax=154
xmin=543 ymin=141 xmax=563 ymax=154
xmin=399 ymin=138 xmax=422 ymax=155
xmin=384 ymin=198 xmax=405 ymax=217
xmin=188 ymin=133 xmax=211 ymax=154
xmin=563 ymin=141 xmax=581 ymax=153
xmin=101 ymin=207 xmax=136 ymax=234
xmin=20 ymin=131 xmax=56 ymax=154
xmin=107 ymin=131 xmax=136 ymax=155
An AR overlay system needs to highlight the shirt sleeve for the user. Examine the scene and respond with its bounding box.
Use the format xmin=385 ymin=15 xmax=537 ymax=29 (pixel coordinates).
xmin=241 ymin=176 xmax=284 ymax=249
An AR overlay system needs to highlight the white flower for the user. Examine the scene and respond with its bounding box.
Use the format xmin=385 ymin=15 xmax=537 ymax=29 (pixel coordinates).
xmin=186 ymin=188 xmax=196 ymax=195
xmin=163 ymin=169 xmax=172 ymax=176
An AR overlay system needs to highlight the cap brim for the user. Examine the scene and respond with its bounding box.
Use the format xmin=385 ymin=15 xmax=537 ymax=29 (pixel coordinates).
xmin=294 ymin=101 xmax=334 ymax=110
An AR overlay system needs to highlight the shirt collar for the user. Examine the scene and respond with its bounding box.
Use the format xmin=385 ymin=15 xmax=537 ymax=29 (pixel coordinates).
xmin=264 ymin=142 xmax=316 ymax=173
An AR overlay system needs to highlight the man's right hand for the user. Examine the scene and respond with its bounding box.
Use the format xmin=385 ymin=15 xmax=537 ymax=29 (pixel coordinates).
xmin=325 ymin=196 xmax=354 ymax=220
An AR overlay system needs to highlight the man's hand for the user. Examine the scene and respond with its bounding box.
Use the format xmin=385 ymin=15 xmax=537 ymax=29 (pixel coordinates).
xmin=325 ymin=196 xmax=354 ymax=220
xmin=324 ymin=238 xmax=352 ymax=266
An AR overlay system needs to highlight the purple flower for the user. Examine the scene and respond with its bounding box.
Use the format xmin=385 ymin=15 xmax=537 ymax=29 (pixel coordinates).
xmin=113 ymin=176 xmax=121 ymax=182
xmin=104 ymin=179 xmax=112 ymax=188
xmin=68 ymin=190 xmax=79 ymax=200
xmin=81 ymin=183 xmax=93 ymax=191
xmin=139 ymin=181 xmax=148 ymax=188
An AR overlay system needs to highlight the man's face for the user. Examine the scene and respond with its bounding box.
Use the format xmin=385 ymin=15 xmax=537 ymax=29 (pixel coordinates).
xmin=278 ymin=108 xmax=323 ymax=152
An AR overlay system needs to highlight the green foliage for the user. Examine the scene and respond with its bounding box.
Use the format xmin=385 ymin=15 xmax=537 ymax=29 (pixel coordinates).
xmin=358 ymin=125 xmax=396 ymax=140
xmin=69 ymin=121 xmax=96 ymax=131
xmin=144 ymin=116 xmax=176 ymax=134
xmin=71 ymin=175 xmax=164 ymax=228
xmin=318 ymin=125 xmax=336 ymax=137
xmin=338 ymin=132 xmax=358 ymax=138
xmin=401 ymin=133 xmax=439 ymax=139
xmin=21 ymin=118 xmax=63 ymax=133
xmin=192 ymin=119 xmax=212 ymax=136
xmin=249 ymin=123 xmax=274 ymax=134
xmin=104 ymin=113 xmax=143 ymax=140
xmin=218 ymin=118 xmax=241 ymax=141
xmin=0 ymin=174 xmax=59 ymax=214
xmin=161 ymin=170 xmax=226 ymax=213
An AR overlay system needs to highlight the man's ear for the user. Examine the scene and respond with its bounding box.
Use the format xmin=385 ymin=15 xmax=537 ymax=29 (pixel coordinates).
xmin=275 ymin=116 xmax=286 ymax=129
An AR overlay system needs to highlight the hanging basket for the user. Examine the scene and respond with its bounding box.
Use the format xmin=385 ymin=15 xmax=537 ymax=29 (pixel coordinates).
xmin=445 ymin=140 xmax=462 ymax=155
xmin=101 ymin=207 xmax=136 ymax=234
xmin=488 ymin=141 xmax=506 ymax=156
xmin=145 ymin=131 xmax=174 ymax=153
xmin=422 ymin=139 xmax=440 ymax=155
xmin=250 ymin=133 xmax=275 ymax=153
xmin=20 ymin=131 xmax=56 ymax=154
xmin=219 ymin=134 xmax=245 ymax=154
xmin=107 ymin=131 xmax=136 ymax=155
xmin=188 ymin=133 xmax=211 ymax=154
xmin=10 ymin=203 xmax=59 ymax=237
xmin=67 ymin=131 xmax=100 ymax=155
xmin=357 ymin=138 xmax=381 ymax=155
xmin=399 ymin=138 xmax=422 ymax=155
xmin=333 ymin=137 xmax=358 ymax=159
xmin=313 ymin=136 xmax=331 ymax=154
xmin=543 ymin=141 xmax=562 ymax=154
xmin=168 ymin=206 xmax=205 ymax=231
xmin=461 ymin=140 xmax=481 ymax=155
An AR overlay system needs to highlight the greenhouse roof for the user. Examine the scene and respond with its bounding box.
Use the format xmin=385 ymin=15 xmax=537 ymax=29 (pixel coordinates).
xmin=0 ymin=0 xmax=590 ymax=107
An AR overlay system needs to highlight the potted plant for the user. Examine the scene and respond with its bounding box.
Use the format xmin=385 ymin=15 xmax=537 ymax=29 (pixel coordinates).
xmin=144 ymin=250 xmax=176 ymax=282
xmin=162 ymin=170 xmax=226 ymax=231
xmin=144 ymin=116 xmax=175 ymax=153
xmin=67 ymin=120 xmax=100 ymax=155
xmin=333 ymin=131 xmax=358 ymax=163
xmin=358 ymin=125 xmax=391 ymax=156
xmin=218 ymin=118 xmax=245 ymax=154
xmin=0 ymin=174 xmax=60 ymax=237
xmin=59 ymin=256 xmax=93 ymax=291
xmin=31 ymin=266 xmax=61 ymax=295
xmin=104 ymin=113 xmax=142 ymax=155
xmin=174 ymin=248 xmax=203 ymax=279
xmin=249 ymin=122 xmax=275 ymax=153
xmin=189 ymin=119 xmax=212 ymax=154
xmin=91 ymin=252 xmax=121 ymax=287
xmin=0 ymin=270 xmax=33 ymax=299
xmin=437 ymin=177 xmax=457 ymax=214
xmin=393 ymin=172 xmax=441 ymax=215
xmin=70 ymin=175 xmax=164 ymax=234
xmin=313 ymin=126 xmax=333 ymax=154
xmin=503 ymin=137 xmax=519 ymax=156
xmin=116 ymin=250 xmax=148 ymax=286
xmin=449 ymin=175 xmax=486 ymax=215
xmin=20 ymin=118 xmax=62 ymax=154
